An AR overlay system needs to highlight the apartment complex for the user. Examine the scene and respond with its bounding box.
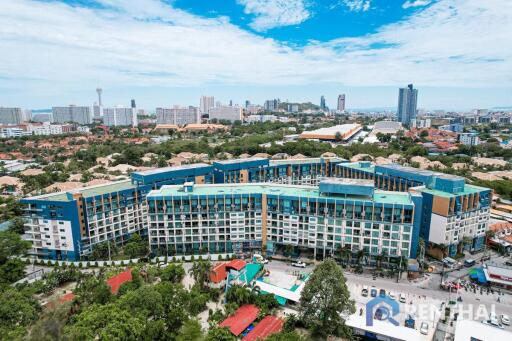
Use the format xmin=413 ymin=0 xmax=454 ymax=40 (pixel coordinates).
xmin=52 ymin=105 xmax=91 ymax=125
xmin=156 ymin=107 xmax=199 ymax=126
xmin=209 ymin=105 xmax=242 ymax=122
xmin=147 ymin=179 xmax=418 ymax=259
xmin=0 ymin=107 xmax=31 ymax=124
xmin=337 ymin=162 xmax=491 ymax=257
xmin=21 ymin=157 xmax=491 ymax=261
xmin=103 ymin=107 xmax=137 ymax=127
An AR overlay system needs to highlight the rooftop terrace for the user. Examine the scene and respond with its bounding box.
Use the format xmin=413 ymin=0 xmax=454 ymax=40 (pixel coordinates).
xmin=147 ymin=182 xmax=414 ymax=205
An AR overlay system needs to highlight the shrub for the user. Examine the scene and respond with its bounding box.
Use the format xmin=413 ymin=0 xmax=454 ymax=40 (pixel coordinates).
xmin=78 ymin=262 xmax=83 ymax=268
xmin=46 ymin=260 xmax=52 ymax=266
xmin=190 ymin=255 xmax=195 ymax=261
xmin=217 ymin=254 xmax=223 ymax=261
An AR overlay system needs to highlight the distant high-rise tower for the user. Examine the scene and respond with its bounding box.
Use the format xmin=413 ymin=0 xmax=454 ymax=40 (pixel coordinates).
xmin=96 ymin=88 xmax=103 ymax=106
xmin=131 ymin=99 xmax=136 ymax=109
xmin=397 ymin=84 xmax=418 ymax=127
xmin=337 ymin=94 xmax=346 ymax=112
xmin=320 ymin=96 xmax=326 ymax=110
xmin=245 ymin=100 xmax=250 ymax=108
xmin=200 ymin=96 xmax=215 ymax=114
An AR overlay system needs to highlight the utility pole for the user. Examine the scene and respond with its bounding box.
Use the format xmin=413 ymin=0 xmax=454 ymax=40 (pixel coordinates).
xmin=108 ymin=240 xmax=112 ymax=261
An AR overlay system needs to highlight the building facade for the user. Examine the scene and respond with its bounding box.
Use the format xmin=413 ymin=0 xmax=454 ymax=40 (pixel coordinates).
xmin=397 ymin=84 xmax=418 ymax=127
xmin=103 ymin=107 xmax=137 ymax=127
xmin=147 ymin=179 xmax=418 ymax=260
xmin=52 ymin=105 xmax=91 ymax=125
xmin=0 ymin=107 xmax=30 ymax=124
xmin=337 ymin=162 xmax=491 ymax=257
xmin=337 ymin=94 xmax=346 ymax=112
xmin=156 ymin=107 xmax=199 ymax=126
xmin=200 ymin=96 xmax=215 ymax=115
xmin=21 ymin=157 xmax=491 ymax=261
xmin=209 ymin=106 xmax=242 ymax=122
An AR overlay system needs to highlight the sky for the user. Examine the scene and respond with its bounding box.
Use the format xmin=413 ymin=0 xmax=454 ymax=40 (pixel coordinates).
xmin=0 ymin=0 xmax=511 ymax=111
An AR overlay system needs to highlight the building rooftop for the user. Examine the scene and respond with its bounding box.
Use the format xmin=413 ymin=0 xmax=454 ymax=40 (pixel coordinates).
xmin=147 ymin=182 xmax=414 ymax=205
xmin=418 ymin=183 xmax=489 ymax=198
xmin=269 ymin=156 xmax=344 ymax=165
xmin=337 ymin=161 xmax=375 ymax=173
xmin=132 ymin=163 xmax=211 ymax=176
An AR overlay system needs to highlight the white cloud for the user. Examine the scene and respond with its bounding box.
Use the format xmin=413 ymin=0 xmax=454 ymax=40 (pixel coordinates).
xmin=402 ymin=0 xmax=432 ymax=9
xmin=237 ymin=0 xmax=311 ymax=31
xmin=342 ymin=0 xmax=371 ymax=12
xmin=0 ymin=0 xmax=510 ymax=103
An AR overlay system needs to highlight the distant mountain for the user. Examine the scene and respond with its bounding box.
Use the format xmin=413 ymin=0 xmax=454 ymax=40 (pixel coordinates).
xmin=31 ymin=108 xmax=52 ymax=113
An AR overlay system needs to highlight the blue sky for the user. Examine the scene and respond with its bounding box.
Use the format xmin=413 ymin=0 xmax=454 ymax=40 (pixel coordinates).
xmin=0 ymin=0 xmax=511 ymax=110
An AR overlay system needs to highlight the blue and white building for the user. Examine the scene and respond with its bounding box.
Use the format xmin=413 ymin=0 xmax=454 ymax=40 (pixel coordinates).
xmin=21 ymin=157 xmax=491 ymax=261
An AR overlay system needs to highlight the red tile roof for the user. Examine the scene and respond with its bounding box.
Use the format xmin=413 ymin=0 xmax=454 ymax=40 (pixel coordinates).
xmin=242 ymin=316 xmax=284 ymax=341
xmin=225 ymin=259 xmax=247 ymax=271
xmin=210 ymin=263 xmax=228 ymax=284
xmin=219 ymin=304 xmax=260 ymax=336
xmin=107 ymin=269 xmax=132 ymax=294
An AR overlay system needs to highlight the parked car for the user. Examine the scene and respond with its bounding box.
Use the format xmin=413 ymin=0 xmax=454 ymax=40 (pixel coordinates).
xmin=420 ymin=322 xmax=429 ymax=335
xmin=361 ymin=286 xmax=369 ymax=297
xmin=482 ymin=319 xmax=504 ymax=329
xmin=388 ymin=292 xmax=396 ymax=300
xmin=501 ymin=314 xmax=510 ymax=326
xmin=399 ymin=293 xmax=406 ymax=303
xmin=291 ymin=260 xmax=306 ymax=268
xmin=379 ymin=289 xmax=386 ymax=297
xmin=464 ymin=259 xmax=476 ymax=267
xmin=370 ymin=287 xmax=377 ymax=297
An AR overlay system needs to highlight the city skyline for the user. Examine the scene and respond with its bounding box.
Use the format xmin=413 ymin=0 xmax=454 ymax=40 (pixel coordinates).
xmin=0 ymin=0 xmax=511 ymax=110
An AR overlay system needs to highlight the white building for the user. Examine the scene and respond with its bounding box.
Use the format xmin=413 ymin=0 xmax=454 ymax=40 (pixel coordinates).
xmin=52 ymin=105 xmax=91 ymax=125
xmin=458 ymin=133 xmax=480 ymax=146
xmin=156 ymin=107 xmax=199 ymax=125
xmin=209 ymin=105 xmax=242 ymax=122
xmin=246 ymin=115 xmax=277 ymax=123
xmin=27 ymin=122 xmax=64 ymax=135
xmin=0 ymin=107 xmax=30 ymax=124
xmin=93 ymin=104 xmax=103 ymax=118
xmin=199 ymin=96 xmax=214 ymax=115
xmin=103 ymin=107 xmax=137 ymax=127
xmin=0 ymin=126 xmax=29 ymax=138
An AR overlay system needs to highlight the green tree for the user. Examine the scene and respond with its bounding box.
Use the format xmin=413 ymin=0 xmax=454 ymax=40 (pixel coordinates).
xmin=124 ymin=233 xmax=149 ymax=259
xmin=74 ymin=276 xmax=113 ymax=306
xmin=160 ymin=263 xmax=186 ymax=283
xmin=0 ymin=288 xmax=40 ymax=339
xmin=225 ymin=285 xmax=252 ymax=306
xmin=177 ymin=318 xmax=203 ymax=341
xmin=299 ymin=258 xmax=355 ymax=338
xmin=266 ymin=331 xmax=310 ymax=341
xmin=205 ymin=326 xmax=236 ymax=341
xmin=89 ymin=241 xmax=118 ymax=261
xmin=189 ymin=259 xmax=212 ymax=291
xmin=0 ymin=230 xmax=30 ymax=285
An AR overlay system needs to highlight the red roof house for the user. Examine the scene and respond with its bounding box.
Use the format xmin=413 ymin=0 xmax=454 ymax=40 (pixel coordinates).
xmin=225 ymin=259 xmax=247 ymax=271
xmin=219 ymin=304 xmax=260 ymax=336
xmin=210 ymin=263 xmax=228 ymax=284
xmin=107 ymin=269 xmax=132 ymax=294
xmin=242 ymin=316 xmax=284 ymax=341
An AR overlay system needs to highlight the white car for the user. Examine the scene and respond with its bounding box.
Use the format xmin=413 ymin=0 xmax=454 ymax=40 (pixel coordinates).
xmin=399 ymin=293 xmax=406 ymax=303
xmin=501 ymin=314 xmax=510 ymax=326
xmin=420 ymin=322 xmax=429 ymax=335
xmin=388 ymin=292 xmax=396 ymax=300
xmin=482 ymin=319 xmax=504 ymax=329
xmin=291 ymin=261 xmax=306 ymax=268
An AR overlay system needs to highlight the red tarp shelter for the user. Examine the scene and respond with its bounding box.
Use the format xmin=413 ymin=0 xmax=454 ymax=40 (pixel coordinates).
xmin=219 ymin=304 xmax=260 ymax=336
xmin=107 ymin=269 xmax=132 ymax=294
xmin=242 ymin=315 xmax=284 ymax=341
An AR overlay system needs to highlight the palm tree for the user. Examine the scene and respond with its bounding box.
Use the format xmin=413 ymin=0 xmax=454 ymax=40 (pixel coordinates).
xmin=375 ymin=252 xmax=384 ymax=271
xmin=189 ymin=259 xmax=212 ymax=291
